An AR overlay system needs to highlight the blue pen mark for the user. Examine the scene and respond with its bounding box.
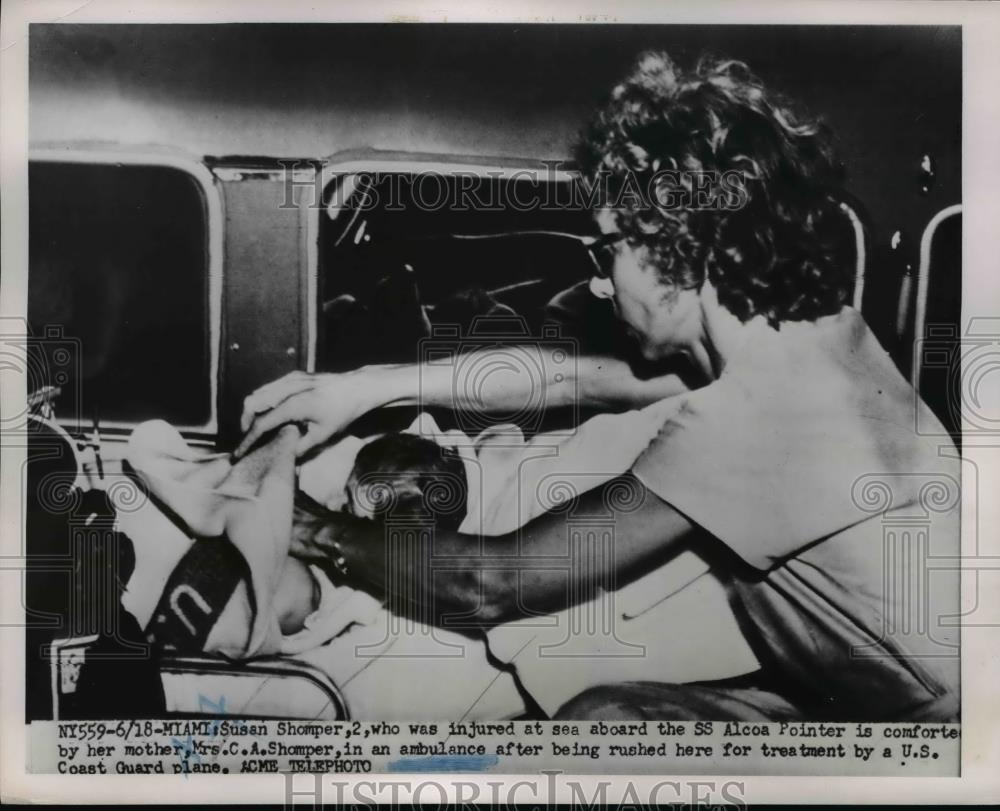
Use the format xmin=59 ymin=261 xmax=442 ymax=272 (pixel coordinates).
xmin=171 ymin=694 xmax=233 ymax=778
xmin=198 ymin=693 xmax=227 ymax=737
xmin=386 ymin=754 xmax=500 ymax=773
xmin=171 ymin=734 xmax=203 ymax=778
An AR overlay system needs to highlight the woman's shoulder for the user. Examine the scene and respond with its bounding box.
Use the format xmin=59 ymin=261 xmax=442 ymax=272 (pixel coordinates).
xmin=718 ymin=307 xmax=911 ymax=409
xmin=632 ymin=306 xmax=957 ymax=567
xmin=636 ymin=305 xmax=951 ymax=489
xmin=726 ymin=306 xmax=879 ymax=371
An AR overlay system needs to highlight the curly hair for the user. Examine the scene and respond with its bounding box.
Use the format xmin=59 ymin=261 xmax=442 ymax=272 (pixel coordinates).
xmin=575 ymin=51 xmax=853 ymax=326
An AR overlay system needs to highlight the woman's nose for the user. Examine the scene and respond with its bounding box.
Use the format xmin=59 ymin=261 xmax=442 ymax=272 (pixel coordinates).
xmin=588 ymin=275 xmax=615 ymax=300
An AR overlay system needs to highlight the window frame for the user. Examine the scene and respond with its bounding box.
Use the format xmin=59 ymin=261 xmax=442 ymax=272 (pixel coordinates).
xmin=28 ymin=146 xmax=224 ymax=439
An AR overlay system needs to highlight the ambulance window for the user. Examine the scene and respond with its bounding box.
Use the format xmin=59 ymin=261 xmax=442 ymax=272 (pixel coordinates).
xmin=28 ymin=161 xmax=212 ymax=429
xmin=318 ymin=169 xmax=595 ymax=372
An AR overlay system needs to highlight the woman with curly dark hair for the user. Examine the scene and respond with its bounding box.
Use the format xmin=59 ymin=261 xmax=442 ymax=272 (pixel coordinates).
xmin=238 ymin=53 xmax=959 ymax=721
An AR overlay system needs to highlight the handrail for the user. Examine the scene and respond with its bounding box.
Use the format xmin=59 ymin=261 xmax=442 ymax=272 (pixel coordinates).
xmin=913 ymin=204 xmax=963 ymax=391
xmin=160 ymin=653 xmax=350 ymax=720
xmin=839 ymin=201 xmax=867 ymax=311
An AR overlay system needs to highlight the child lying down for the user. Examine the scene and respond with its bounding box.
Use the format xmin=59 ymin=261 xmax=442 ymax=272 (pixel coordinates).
xmin=145 ymin=427 xmax=478 ymax=656
xmin=124 ymin=399 xmax=757 ymax=704
xmin=123 ymin=401 xmax=679 ymax=657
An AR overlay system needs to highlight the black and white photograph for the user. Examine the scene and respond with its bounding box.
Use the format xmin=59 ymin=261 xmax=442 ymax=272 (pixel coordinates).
xmin=3 ymin=1 xmax=999 ymax=801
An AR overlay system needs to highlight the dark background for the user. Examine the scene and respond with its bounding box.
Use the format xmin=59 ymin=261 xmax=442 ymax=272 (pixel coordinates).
xmin=29 ymin=23 xmax=961 ymax=253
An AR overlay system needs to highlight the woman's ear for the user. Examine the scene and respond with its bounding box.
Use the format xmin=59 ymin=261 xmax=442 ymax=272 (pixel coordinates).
xmin=589 ymin=275 xmax=615 ymax=300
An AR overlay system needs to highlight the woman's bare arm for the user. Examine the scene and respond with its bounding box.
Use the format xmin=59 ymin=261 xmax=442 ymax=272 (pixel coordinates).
xmin=292 ymin=473 xmax=694 ymax=628
xmin=237 ymin=349 xmax=688 ymax=457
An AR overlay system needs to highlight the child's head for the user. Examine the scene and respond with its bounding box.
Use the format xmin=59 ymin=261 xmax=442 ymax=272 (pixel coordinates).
xmin=345 ymin=432 xmax=468 ymax=530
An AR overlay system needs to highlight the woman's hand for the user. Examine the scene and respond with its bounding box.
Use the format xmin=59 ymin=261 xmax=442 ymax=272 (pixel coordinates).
xmin=289 ymin=499 xmax=385 ymax=597
xmin=289 ymin=499 xmax=352 ymax=560
xmin=236 ymin=369 xmax=393 ymax=458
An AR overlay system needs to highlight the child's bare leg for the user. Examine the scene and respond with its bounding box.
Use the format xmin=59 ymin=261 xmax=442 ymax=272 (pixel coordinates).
xmin=272 ymin=557 xmax=320 ymax=635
